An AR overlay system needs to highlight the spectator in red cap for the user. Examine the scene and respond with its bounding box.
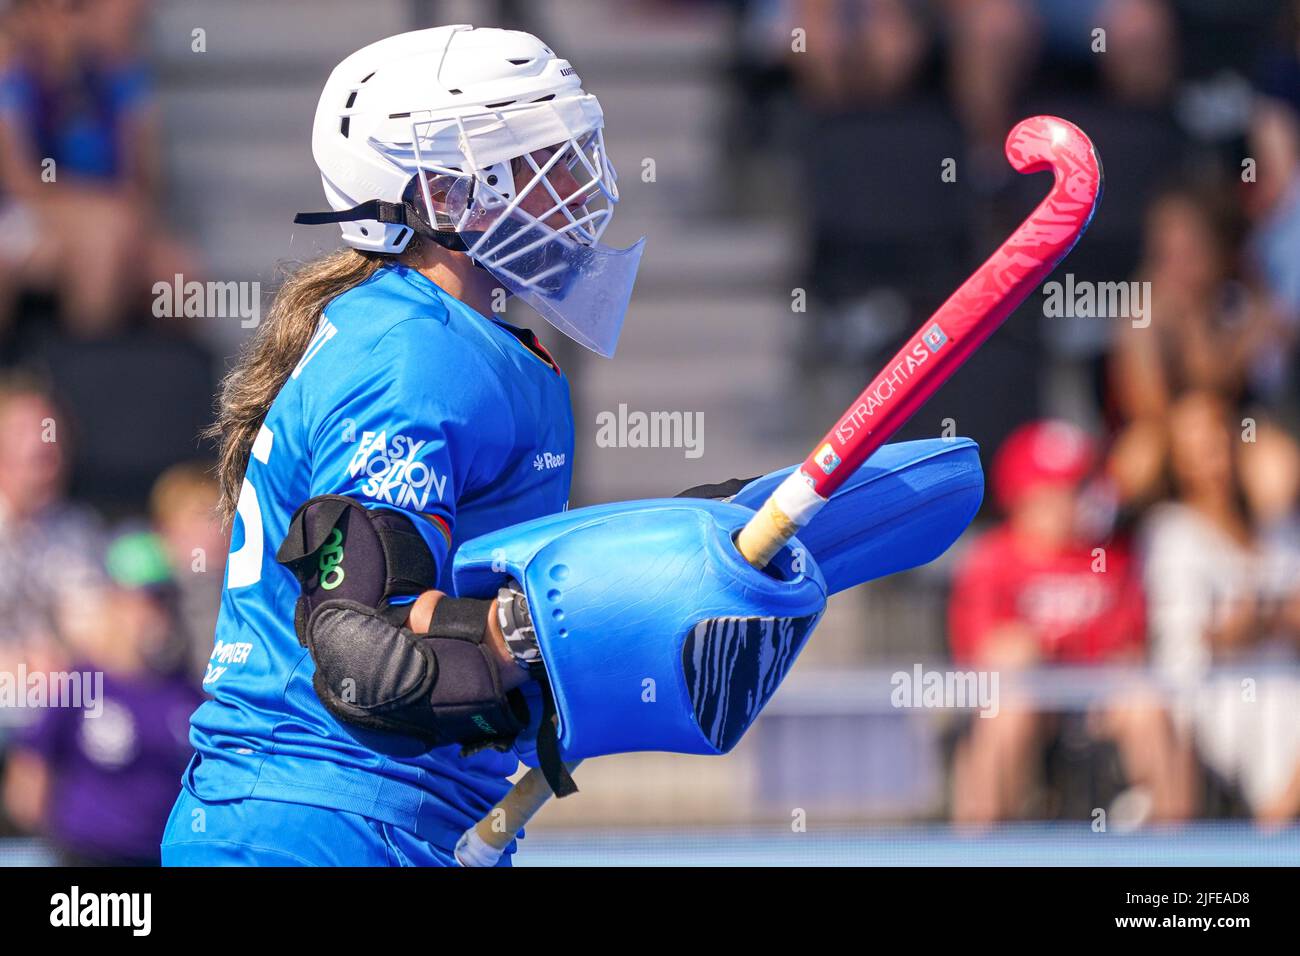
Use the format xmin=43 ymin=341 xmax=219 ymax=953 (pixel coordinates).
xmin=949 ymin=420 xmax=1194 ymax=825
xmin=952 ymin=421 xmax=1140 ymax=664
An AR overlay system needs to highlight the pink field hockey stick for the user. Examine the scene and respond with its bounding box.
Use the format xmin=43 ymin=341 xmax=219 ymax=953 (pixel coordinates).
xmin=737 ymin=115 xmax=1103 ymax=563
xmin=455 ymin=115 xmax=1103 ymax=866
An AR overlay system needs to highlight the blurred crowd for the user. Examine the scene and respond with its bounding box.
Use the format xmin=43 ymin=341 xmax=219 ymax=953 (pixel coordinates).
xmin=0 ymin=0 xmax=219 ymax=865
xmin=0 ymin=0 xmax=1297 ymax=866
xmin=729 ymin=0 xmax=1300 ymax=827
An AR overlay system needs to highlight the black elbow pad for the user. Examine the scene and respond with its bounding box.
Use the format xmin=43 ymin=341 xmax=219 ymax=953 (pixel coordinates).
xmin=276 ymin=494 xmax=439 ymax=636
xmin=304 ymin=597 xmax=529 ymax=749
xmin=276 ymin=495 xmax=529 ymax=750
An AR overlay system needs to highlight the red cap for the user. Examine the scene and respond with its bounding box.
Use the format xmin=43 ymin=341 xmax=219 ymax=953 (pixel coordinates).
xmin=992 ymin=420 xmax=1096 ymax=511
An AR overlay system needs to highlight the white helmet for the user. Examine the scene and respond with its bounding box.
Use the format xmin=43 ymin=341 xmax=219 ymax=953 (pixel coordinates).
xmin=295 ymin=25 xmax=645 ymax=357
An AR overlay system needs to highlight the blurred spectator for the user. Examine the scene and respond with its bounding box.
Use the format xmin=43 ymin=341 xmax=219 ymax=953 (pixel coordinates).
xmin=0 ymin=0 xmax=217 ymax=515
xmin=783 ymin=0 xmax=968 ymax=377
xmin=944 ymin=0 xmax=1042 ymax=158
xmin=786 ymin=0 xmax=933 ymax=108
xmin=149 ymin=461 xmax=225 ymax=681
xmin=1243 ymin=419 xmax=1300 ymax=822
xmin=1 ymin=530 xmax=200 ymax=865
xmin=1242 ymin=417 xmax=1300 ymax=533
xmin=1110 ymin=179 xmax=1282 ymax=425
xmin=947 ymin=0 xmax=1180 ymax=161
xmin=1104 ymin=413 xmax=1175 ymax=524
xmin=0 ymin=371 xmax=104 ymax=673
xmin=949 ymin=420 xmax=1194 ymax=823
xmin=1138 ymin=390 xmax=1300 ymax=822
xmin=0 ymin=0 xmax=194 ymax=342
xmin=1095 ymin=0 xmax=1178 ymax=108
xmin=1243 ymin=99 xmax=1300 ymax=407
xmin=1254 ymin=0 xmax=1300 ymax=119
xmin=1031 ymin=0 xmax=1187 ymax=411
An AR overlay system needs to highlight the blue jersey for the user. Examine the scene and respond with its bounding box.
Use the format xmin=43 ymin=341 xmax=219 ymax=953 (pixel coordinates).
xmin=185 ymin=264 xmax=574 ymax=847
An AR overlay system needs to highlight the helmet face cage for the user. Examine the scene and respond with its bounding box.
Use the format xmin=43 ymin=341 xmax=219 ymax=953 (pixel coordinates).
xmin=400 ymin=109 xmax=620 ymax=265
xmin=506 ymin=126 xmax=619 ymax=247
xmin=370 ymin=102 xmax=644 ymax=357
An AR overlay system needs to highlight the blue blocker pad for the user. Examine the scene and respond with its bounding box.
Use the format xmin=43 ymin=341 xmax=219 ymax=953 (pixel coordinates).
xmin=455 ymin=499 xmax=827 ymax=760
xmin=730 ymin=437 xmax=984 ymax=595
xmin=452 ymin=438 xmax=983 ymax=761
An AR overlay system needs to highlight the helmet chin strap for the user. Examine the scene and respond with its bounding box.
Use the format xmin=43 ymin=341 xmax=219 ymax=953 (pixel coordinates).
xmin=293 ymin=198 xmax=469 ymax=253
xmin=294 ymin=166 xmax=500 ymax=256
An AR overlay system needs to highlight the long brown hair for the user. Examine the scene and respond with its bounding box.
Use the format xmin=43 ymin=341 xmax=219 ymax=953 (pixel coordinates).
xmin=207 ymin=248 xmax=388 ymax=523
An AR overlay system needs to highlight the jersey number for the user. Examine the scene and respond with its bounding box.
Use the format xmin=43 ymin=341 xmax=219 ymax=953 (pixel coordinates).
xmin=226 ymin=425 xmax=275 ymax=589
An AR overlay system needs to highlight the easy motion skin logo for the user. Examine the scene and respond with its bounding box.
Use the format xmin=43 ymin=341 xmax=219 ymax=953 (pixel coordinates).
xmin=346 ymin=430 xmax=448 ymax=510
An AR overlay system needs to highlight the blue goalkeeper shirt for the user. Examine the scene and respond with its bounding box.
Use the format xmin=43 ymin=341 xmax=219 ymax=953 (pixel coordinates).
xmin=184 ymin=263 xmax=573 ymax=847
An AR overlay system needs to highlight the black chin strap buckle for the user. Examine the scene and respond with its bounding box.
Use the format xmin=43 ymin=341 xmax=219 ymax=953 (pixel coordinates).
xmin=293 ymin=199 xmax=413 ymax=228
xmin=293 ymin=200 xmax=467 ymax=252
